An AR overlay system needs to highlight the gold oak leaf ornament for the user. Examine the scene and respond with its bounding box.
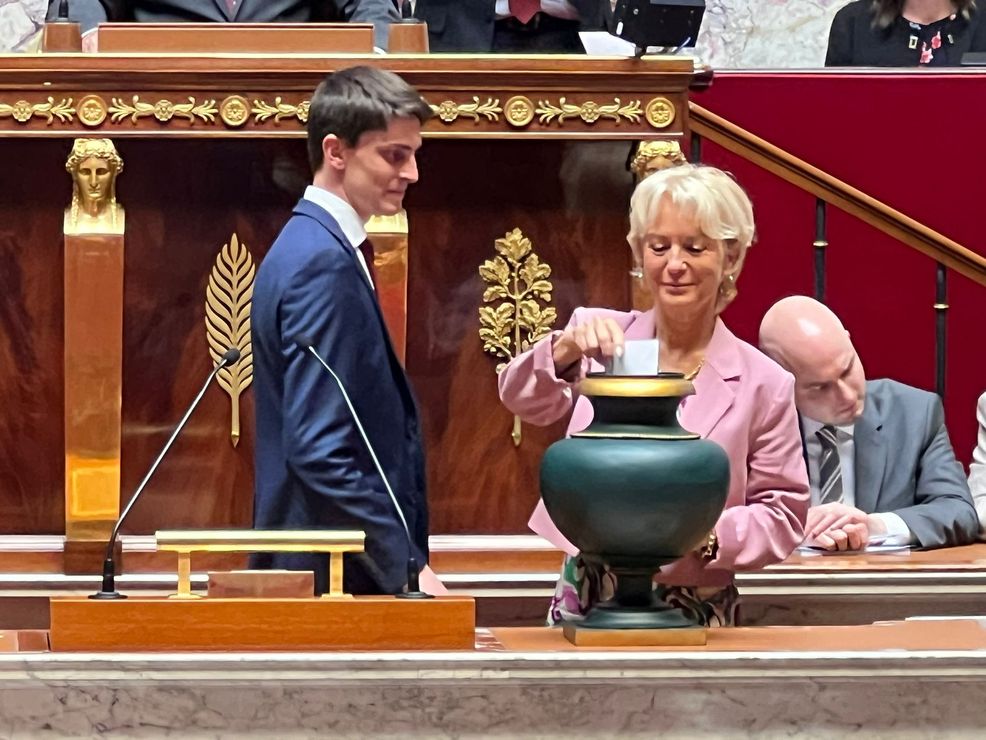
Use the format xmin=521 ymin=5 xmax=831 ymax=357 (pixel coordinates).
xmin=479 ymin=228 xmax=557 ymax=446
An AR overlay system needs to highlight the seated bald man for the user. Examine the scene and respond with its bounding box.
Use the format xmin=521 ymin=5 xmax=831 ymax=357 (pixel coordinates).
xmin=759 ymin=296 xmax=977 ymax=551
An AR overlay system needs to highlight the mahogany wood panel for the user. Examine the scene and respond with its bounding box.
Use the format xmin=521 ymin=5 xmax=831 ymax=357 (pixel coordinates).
xmin=0 ymin=629 xmax=49 ymax=652
xmin=97 ymin=23 xmax=374 ymax=54
xmin=116 ymin=138 xmax=305 ymax=534
xmin=0 ymin=140 xmax=68 ymax=534
xmin=0 ymin=136 xmax=632 ymax=539
xmin=405 ymin=140 xmax=632 ymax=533
xmin=50 ymin=595 xmax=476 ymax=651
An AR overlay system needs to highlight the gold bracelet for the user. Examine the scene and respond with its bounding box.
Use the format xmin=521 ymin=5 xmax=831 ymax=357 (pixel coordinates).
xmin=699 ymin=530 xmax=718 ymax=560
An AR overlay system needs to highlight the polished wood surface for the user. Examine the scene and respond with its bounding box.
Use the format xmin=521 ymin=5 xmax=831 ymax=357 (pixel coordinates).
xmin=96 ymin=23 xmax=374 ymax=54
xmin=206 ymin=570 xmax=314 ymax=598
xmin=494 ymin=619 xmax=986 ymax=653
xmin=0 ymin=141 xmax=67 ymax=535
xmin=0 ymin=630 xmax=48 ymax=652
xmin=406 ymin=140 xmax=631 ymax=532
xmin=49 ymin=595 xmax=476 ymax=651
xmin=387 ymin=22 xmax=429 ymax=54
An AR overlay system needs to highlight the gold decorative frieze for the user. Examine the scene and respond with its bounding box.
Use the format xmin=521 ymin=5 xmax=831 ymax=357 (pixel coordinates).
xmin=0 ymin=96 xmax=75 ymax=125
xmin=479 ymin=228 xmax=557 ymax=447
xmin=0 ymin=92 xmax=677 ymax=133
xmin=504 ymin=95 xmax=535 ymax=128
xmin=536 ymin=97 xmax=643 ymax=126
xmin=645 ymin=97 xmax=676 ymax=129
xmin=205 ymin=233 xmax=255 ymax=447
xmin=251 ymin=97 xmax=310 ymax=124
xmin=433 ymin=97 xmax=502 ymax=123
xmin=109 ymin=96 xmax=218 ymax=125
xmin=77 ymin=95 xmax=108 ymax=127
xmin=219 ymin=95 xmax=250 ymax=127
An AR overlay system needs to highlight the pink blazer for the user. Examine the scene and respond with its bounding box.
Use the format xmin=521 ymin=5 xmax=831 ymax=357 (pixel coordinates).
xmin=498 ymin=307 xmax=810 ymax=588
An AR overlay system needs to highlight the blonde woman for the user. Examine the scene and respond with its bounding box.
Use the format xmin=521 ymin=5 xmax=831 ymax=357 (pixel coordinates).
xmin=498 ymin=164 xmax=809 ymax=626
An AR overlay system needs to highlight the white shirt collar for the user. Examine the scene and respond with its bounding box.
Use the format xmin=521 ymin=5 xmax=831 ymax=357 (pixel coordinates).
xmin=801 ymin=415 xmax=856 ymax=439
xmin=303 ymin=185 xmax=367 ymax=249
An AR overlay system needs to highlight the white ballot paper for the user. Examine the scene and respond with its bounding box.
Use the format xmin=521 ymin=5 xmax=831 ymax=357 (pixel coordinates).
xmin=603 ymin=339 xmax=660 ymax=376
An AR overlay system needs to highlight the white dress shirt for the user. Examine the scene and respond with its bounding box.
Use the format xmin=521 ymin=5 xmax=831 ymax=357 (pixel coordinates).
xmin=495 ymin=0 xmax=580 ymax=21
xmin=302 ymin=185 xmax=374 ymax=288
xmin=801 ymin=416 xmax=913 ymax=546
xmin=969 ymin=391 xmax=986 ymax=535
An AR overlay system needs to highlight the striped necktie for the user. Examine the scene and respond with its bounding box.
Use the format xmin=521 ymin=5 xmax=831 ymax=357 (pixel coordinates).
xmin=815 ymin=425 xmax=844 ymax=505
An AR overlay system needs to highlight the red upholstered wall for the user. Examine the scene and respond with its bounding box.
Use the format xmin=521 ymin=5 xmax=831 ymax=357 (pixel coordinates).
xmin=692 ymin=72 xmax=986 ymax=467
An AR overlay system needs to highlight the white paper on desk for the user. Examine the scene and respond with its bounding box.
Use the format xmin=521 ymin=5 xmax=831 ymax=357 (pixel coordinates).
xmin=579 ymin=31 xmax=646 ymax=57
xmin=603 ymin=339 xmax=659 ymax=376
xmin=796 ymin=544 xmax=913 ymax=556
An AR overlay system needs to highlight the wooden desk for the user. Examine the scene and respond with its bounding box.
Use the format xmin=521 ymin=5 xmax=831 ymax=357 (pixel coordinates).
xmin=3 ymin=537 xmax=986 ymax=629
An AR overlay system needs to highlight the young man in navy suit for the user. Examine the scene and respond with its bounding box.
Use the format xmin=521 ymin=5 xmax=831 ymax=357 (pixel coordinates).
xmin=250 ymin=66 xmax=436 ymax=595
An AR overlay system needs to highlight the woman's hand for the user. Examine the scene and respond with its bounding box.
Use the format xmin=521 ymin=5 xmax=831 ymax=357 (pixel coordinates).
xmin=552 ymin=317 xmax=625 ymax=374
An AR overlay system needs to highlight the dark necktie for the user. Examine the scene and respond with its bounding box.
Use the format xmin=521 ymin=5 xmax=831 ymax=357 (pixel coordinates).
xmin=509 ymin=0 xmax=541 ymax=24
xmin=224 ymin=0 xmax=237 ymax=15
xmin=357 ymin=238 xmax=377 ymax=293
xmin=815 ymin=425 xmax=844 ymax=505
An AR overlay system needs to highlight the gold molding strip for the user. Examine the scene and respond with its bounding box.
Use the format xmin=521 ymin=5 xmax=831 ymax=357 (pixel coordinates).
xmin=0 ymin=94 xmax=678 ymax=133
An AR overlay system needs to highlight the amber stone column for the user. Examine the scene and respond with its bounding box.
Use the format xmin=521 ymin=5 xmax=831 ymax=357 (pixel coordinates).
xmin=366 ymin=211 xmax=409 ymax=363
xmin=62 ymin=138 xmax=126 ymax=574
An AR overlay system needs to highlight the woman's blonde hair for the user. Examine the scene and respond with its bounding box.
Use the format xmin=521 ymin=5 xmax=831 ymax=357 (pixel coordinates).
xmin=627 ymin=163 xmax=755 ymax=311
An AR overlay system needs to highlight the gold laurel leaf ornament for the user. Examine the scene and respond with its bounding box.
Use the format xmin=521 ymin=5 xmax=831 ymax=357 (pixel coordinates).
xmin=205 ymin=233 xmax=255 ymax=446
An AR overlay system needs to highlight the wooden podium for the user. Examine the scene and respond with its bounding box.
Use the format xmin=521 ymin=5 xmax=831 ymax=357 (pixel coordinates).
xmin=0 ymin=52 xmax=698 ymax=569
xmin=49 ymin=595 xmax=475 ymax=651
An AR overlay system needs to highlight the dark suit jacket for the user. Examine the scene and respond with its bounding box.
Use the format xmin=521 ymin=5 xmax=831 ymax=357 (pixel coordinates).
xmin=839 ymin=379 xmax=977 ymax=548
xmin=52 ymin=1 xmax=398 ymax=45
xmin=414 ymin=0 xmax=611 ymax=52
xmin=250 ymin=198 xmax=428 ymax=595
xmin=826 ymin=0 xmax=986 ymax=66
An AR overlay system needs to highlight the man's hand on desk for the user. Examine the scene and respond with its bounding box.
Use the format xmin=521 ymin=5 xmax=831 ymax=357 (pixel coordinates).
xmin=805 ymin=502 xmax=888 ymax=551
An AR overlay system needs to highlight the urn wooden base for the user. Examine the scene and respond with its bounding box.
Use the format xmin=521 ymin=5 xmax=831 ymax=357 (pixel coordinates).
xmin=562 ymin=624 xmax=707 ymax=646
xmin=50 ymin=596 xmax=475 ymax=651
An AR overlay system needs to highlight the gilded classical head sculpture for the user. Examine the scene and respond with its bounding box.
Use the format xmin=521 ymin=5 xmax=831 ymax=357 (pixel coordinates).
xmin=629 ymin=140 xmax=687 ymax=180
xmin=64 ymin=138 xmax=125 ymax=235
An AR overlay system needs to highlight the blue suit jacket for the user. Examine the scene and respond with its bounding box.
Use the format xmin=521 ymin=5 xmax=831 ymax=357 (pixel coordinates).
xmin=250 ymin=198 xmax=428 ymax=594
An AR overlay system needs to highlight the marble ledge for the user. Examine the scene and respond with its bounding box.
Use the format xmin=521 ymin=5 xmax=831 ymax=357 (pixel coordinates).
xmin=4 ymin=648 xmax=986 ymax=686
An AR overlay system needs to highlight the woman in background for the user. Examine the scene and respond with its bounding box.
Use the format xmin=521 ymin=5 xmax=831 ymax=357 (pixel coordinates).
xmin=826 ymin=0 xmax=986 ymax=66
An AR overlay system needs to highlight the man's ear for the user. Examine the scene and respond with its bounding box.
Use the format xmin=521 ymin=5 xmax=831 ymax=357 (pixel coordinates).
xmin=322 ymin=134 xmax=347 ymax=172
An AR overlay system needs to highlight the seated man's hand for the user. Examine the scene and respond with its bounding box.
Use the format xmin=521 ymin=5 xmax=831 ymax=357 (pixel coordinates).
xmin=806 ymin=503 xmax=888 ymax=551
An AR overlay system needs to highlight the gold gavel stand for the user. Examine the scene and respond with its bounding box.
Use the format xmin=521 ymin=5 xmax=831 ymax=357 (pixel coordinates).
xmin=155 ymin=529 xmax=366 ymax=599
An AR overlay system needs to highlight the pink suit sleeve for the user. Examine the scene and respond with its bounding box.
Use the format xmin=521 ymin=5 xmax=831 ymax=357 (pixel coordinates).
xmin=497 ymin=309 xmax=584 ymax=427
xmin=708 ymin=373 xmax=810 ymax=572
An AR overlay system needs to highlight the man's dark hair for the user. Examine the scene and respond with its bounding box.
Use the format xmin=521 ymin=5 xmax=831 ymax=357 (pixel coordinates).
xmin=306 ymin=66 xmax=433 ymax=172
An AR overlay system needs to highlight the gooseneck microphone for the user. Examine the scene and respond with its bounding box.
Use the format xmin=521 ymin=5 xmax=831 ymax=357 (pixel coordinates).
xmin=293 ymin=335 xmax=432 ymax=599
xmin=90 ymin=347 xmax=241 ymax=600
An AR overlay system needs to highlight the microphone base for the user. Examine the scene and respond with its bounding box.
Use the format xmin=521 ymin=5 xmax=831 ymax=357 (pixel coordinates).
xmin=396 ymin=590 xmax=434 ymax=600
xmin=89 ymin=591 xmax=127 ymax=600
